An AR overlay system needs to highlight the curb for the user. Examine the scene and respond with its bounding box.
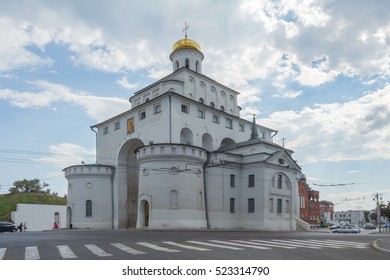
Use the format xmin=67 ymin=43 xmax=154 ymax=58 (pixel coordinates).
xmin=373 ymin=239 xmax=390 ymax=254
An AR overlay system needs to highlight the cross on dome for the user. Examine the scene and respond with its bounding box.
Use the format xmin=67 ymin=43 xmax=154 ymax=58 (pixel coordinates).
xmin=183 ymin=22 xmax=189 ymax=38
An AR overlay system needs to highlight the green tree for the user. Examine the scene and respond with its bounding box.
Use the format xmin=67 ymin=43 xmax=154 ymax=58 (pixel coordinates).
xmin=8 ymin=179 xmax=48 ymax=194
xmin=370 ymin=212 xmax=378 ymax=222
xmin=380 ymin=202 xmax=390 ymax=221
xmin=363 ymin=211 xmax=370 ymax=223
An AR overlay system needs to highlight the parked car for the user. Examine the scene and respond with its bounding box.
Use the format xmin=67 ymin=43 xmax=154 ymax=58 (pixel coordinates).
xmin=331 ymin=225 xmax=361 ymax=233
xmin=363 ymin=223 xmax=376 ymax=230
xmin=0 ymin=221 xmax=18 ymax=233
xmin=330 ymin=224 xmax=342 ymax=230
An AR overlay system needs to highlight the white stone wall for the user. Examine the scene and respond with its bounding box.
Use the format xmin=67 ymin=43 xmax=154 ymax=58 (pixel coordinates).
xmin=64 ymin=165 xmax=113 ymax=229
xmin=136 ymin=144 xmax=207 ymax=229
xmin=95 ymin=92 xmax=275 ymax=166
xmin=11 ymin=204 xmax=66 ymax=231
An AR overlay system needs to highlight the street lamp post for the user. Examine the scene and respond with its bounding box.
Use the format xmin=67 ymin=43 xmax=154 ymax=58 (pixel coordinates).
xmin=373 ymin=193 xmax=383 ymax=233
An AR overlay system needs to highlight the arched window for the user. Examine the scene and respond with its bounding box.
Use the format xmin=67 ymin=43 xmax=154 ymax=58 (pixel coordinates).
xmin=202 ymin=133 xmax=213 ymax=151
xmin=197 ymin=191 xmax=203 ymax=209
xmin=185 ymin=58 xmax=189 ymax=69
xmin=196 ymin=61 xmax=199 ymax=72
xmin=170 ymin=190 xmax=178 ymax=208
xmin=272 ymin=173 xmax=291 ymax=190
xmin=210 ymin=102 xmax=215 ymax=108
xmin=220 ymin=138 xmax=235 ymax=147
xmin=180 ymin=128 xmax=193 ymax=145
xmin=175 ymin=61 xmax=179 ymax=70
xmin=220 ymin=105 xmax=225 ymax=111
xmin=199 ymin=98 xmax=204 ymax=104
xmin=86 ymin=200 xmax=92 ymax=217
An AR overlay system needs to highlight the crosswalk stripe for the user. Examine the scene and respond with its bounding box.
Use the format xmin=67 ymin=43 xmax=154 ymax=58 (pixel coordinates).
xmin=85 ymin=244 xmax=113 ymax=257
xmin=269 ymin=239 xmax=324 ymax=249
xmin=137 ymin=242 xmax=180 ymax=253
xmin=111 ymin=243 xmax=146 ymax=255
xmin=25 ymin=246 xmax=40 ymax=260
xmin=210 ymin=240 xmax=271 ymax=250
xmin=163 ymin=241 xmax=211 ymax=251
xmin=289 ymin=239 xmax=347 ymax=248
xmin=321 ymin=240 xmax=368 ymax=247
xmin=57 ymin=245 xmax=77 ymax=259
xmin=187 ymin=240 xmax=244 ymax=250
xmin=0 ymin=248 xmax=6 ymax=260
xmin=235 ymin=240 xmax=296 ymax=249
xmin=308 ymin=239 xmax=367 ymax=248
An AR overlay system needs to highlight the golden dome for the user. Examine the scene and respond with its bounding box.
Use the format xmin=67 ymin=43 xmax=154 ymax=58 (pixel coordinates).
xmin=172 ymin=36 xmax=201 ymax=52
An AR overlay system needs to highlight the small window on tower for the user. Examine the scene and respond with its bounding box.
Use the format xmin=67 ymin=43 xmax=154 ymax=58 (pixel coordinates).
xmin=181 ymin=104 xmax=189 ymax=114
xmin=139 ymin=110 xmax=146 ymax=120
xmin=225 ymin=118 xmax=232 ymax=129
xmin=212 ymin=114 xmax=219 ymax=124
xmin=185 ymin=58 xmax=189 ymax=69
xmin=197 ymin=109 xmax=205 ymax=119
xmin=154 ymin=104 xmax=161 ymax=114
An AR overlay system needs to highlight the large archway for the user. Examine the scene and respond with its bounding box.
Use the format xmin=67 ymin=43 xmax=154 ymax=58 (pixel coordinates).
xmin=117 ymin=138 xmax=144 ymax=228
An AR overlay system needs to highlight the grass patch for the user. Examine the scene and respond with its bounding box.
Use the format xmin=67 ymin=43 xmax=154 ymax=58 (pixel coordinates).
xmin=0 ymin=192 xmax=66 ymax=221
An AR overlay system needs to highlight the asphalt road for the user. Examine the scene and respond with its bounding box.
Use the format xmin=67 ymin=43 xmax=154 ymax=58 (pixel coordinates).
xmin=0 ymin=229 xmax=389 ymax=260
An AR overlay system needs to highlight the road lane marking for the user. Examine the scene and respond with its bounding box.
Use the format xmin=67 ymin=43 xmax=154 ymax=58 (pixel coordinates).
xmin=25 ymin=246 xmax=40 ymax=260
xmin=187 ymin=240 xmax=244 ymax=250
xmin=111 ymin=243 xmax=146 ymax=255
xmin=85 ymin=244 xmax=113 ymax=257
xmin=209 ymin=240 xmax=271 ymax=250
xmin=57 ymin=245 xmax=77 ymax=259
xmin=163 ymin=241 xmax=211 ymax=251
xmin=0 ymin=248 xmax=6 ymax=260
xmin=136 ymin=242 xmax=180 ymax=253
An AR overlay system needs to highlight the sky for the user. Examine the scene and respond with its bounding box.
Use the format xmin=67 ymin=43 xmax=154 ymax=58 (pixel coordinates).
xmin=0 ymin=0 xmax=390 ymax=212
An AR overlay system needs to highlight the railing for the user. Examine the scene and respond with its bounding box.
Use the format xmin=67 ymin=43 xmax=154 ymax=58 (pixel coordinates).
xmin=295 ymin=216 xmax=310 ymax=231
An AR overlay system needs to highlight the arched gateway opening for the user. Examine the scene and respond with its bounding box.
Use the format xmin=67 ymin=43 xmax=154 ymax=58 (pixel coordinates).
xmin=117 ymin=138 xmax=144 ymax=228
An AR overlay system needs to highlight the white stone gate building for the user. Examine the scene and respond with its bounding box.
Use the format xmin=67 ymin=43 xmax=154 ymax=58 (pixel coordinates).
xmin=64 ymin=35 xmax=301 ymax=230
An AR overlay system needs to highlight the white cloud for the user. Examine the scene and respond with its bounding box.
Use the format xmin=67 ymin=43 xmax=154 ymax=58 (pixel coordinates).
xmin=0 ymin=80 xmax=130 ymax=122
xmin=1 ymin=0 xmax=389 ymax=95
xmin=260 ymin=84 xmax=390 ymax=163
xmin=38 ymin=143 xmax=96 ymax=167
xmin=116 ymin=76 xmax=140 ymax=90
xmin=296 ymin=64 xmax=338 ymax=87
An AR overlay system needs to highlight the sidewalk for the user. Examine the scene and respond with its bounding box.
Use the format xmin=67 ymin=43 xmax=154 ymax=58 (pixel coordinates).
xmin=373 ymin=236 xmax=390 ymax=254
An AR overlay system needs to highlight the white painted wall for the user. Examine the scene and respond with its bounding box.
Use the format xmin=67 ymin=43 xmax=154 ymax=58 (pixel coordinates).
xmin=11 ymin=204 xmax=66 ymax=231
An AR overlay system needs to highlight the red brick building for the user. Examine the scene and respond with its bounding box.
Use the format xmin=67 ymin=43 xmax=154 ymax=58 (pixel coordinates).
xmin=298 ymin=173 xmax=334 ymax=224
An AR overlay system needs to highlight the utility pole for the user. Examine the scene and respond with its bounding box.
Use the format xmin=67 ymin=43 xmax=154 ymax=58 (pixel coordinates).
xmin=373 ymin=192 xmax=383 ymax=233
